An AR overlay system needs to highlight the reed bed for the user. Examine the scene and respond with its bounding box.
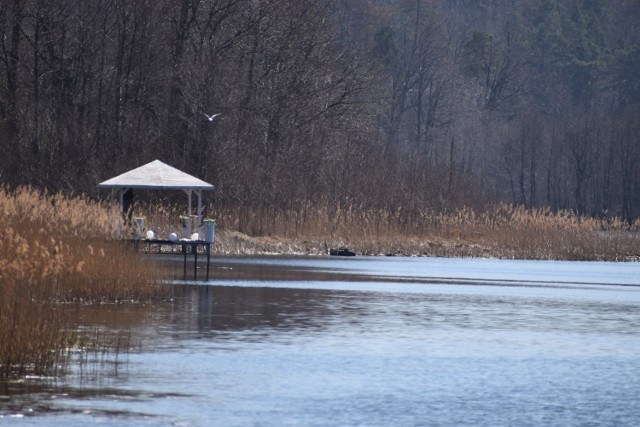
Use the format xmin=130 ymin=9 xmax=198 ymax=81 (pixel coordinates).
xmin=2 ymin=192 xmax=632 ymax=379
xmin=138 ymin=201 xmax=639 ymax=261
xmin=0 ymin=186 xmax=165 ymax=380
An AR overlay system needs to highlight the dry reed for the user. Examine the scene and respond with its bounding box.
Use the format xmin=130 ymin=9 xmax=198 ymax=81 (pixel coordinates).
xmin=141 ymin=201 xmax=638 ymax=261
xmin=0 ymin=186 xmax=166 ymax=380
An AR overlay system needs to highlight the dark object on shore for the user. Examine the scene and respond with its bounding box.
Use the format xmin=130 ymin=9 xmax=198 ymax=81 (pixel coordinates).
xmin=330 ymin=247 xmax=356 ymax=256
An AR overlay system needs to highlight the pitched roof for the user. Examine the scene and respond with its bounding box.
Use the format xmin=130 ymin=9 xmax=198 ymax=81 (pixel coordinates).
xmin=98 ymin=160 xmax=214 ymax=190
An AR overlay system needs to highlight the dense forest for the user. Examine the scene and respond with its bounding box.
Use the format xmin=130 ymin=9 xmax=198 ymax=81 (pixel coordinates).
xmin=1 ymin=0 xmax=639 ymax=224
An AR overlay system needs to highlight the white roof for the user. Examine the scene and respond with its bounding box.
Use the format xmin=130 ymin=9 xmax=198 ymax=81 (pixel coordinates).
xmin=98 ymin=160 xmax=214 ymax=190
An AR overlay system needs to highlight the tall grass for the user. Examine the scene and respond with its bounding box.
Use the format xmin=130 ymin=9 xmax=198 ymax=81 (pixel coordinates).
xmin=155 ymin=201 xmax=638 ymax=261
xmin=0 ymin=187 xmax=165 ymax=380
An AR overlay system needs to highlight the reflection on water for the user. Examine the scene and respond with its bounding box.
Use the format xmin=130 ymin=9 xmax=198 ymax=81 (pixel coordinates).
xmin=163 ymin=284 xmax=640 ymax=350
xmin=2 ymin=256 xmax=640 ymax=426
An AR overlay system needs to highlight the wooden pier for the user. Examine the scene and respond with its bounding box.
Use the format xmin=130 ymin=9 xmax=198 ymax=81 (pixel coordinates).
xmin=133 ymin=239 xmax=212 ymax=280
xmin=99 ymin=160 xmax=216 ymax=281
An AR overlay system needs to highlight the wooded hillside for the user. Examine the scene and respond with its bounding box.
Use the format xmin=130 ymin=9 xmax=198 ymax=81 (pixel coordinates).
xmin=1 ymin=0 xmax=639 ymax=221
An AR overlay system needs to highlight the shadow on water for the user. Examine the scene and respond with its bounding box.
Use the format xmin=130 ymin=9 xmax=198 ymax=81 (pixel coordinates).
xmin=164 ymin=254 xmax=640 ymax=290
xmin=166 ymin=284 xmax=344 ymax=340
xmin=1 ymin=380 xmax=187 ymax=420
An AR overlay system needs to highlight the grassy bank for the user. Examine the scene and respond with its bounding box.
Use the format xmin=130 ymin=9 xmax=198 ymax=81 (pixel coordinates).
xmin=140 ymin=202 xmax=640 ymax=261
xmin=0 ymin=187 xmax=166 ymax=380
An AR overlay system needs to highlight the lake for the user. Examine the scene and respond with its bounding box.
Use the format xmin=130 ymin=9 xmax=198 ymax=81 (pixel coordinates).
xmin=2 ymin=256 xmax=640 ymax=426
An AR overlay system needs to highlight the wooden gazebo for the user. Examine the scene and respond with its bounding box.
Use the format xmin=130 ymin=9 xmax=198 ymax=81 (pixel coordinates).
xmin=98 ymin=159 xmax=214 ymax=231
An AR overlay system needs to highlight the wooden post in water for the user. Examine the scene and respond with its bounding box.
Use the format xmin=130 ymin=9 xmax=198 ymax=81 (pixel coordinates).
xmin=129 ymin=239 xmax=210 ymax=281
xmin=182 ymin=243 xmax=187 ymax=279
xmin=206 ymin=243 xmax=211 ymax=280
xmin=194 ymin=245 xmax=198 ymax=280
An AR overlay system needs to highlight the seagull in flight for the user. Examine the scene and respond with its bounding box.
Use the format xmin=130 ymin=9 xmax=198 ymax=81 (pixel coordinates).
xmin=203 ymin=112 xmax=222 ymax=122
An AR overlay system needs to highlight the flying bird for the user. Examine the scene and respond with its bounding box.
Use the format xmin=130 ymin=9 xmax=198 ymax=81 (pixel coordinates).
xmin=203 ymin=112 xmax=222 ymax=122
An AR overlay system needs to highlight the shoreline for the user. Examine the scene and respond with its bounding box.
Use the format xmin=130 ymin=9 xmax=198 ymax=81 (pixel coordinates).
xmin=206 ymin=230 xmax=640 ymax=262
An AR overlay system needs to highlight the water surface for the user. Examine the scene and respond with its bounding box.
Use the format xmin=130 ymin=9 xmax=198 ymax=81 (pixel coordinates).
xmin=2 ymin=256 xmax=640 ymax=426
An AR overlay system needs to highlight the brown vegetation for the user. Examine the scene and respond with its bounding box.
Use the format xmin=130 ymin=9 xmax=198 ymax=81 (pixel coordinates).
xmin=0 ymin=187 xmax=165 ymax=380
xmin=138 ymin=201 xmax=640 ymax=261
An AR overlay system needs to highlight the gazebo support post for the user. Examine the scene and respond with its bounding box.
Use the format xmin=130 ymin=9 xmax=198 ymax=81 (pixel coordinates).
xmin=119 ymin=188 xmax=131 ymax=218
xmin=184 ymin=189 xmax=193 ymax=235
xmin=184 ymin=189 xmax=202 ymax=236
xmin=196 ymin=189 xmax=202 ymax=234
